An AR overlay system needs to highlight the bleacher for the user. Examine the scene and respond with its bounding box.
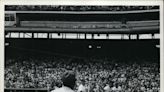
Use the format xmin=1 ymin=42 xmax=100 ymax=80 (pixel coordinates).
xmin=5 ymin=5 xmax=159 ymax=11
xmin=21 ymin=21 xmax=122 ymax=29
xmin=127 ymin=20 xmax=159 ymax=27
xmin=20 ymin=20 xmax=159 ymax=29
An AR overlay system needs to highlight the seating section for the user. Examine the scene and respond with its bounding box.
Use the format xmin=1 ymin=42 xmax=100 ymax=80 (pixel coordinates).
xmin=127 ymin=20 xmax=159 ymax=27
xmin=5 ymin=6 xmax=159 ymax=11
xmin=5 ymin=55 xmax=160 ymax=92
xmin=21 ymin=21 xmax=123 ymax=29
xmin=20 ymin=20 xmax=159 ymax=29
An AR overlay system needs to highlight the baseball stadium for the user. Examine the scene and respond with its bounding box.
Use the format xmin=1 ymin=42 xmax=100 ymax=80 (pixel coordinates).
xmin=5 ymin=6 xmax=160 ymax=92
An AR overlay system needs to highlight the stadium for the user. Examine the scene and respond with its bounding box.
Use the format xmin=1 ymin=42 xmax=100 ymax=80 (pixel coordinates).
xmin=5 ymin=5 xmax=160 ymax=92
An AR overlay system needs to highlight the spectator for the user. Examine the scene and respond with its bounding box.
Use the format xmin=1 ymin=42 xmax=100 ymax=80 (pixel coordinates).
xmin=51 ymin=71 xmax=76 ymax=92
xmin=5 ymin=55 xmax=160 ymax=92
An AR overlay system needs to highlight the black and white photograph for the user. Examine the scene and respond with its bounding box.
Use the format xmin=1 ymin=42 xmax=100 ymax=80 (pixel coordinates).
xmin=4 ymin=5 xmax=161 ymax=92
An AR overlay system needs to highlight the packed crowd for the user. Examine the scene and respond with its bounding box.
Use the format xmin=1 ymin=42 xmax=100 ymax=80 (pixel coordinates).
xmin=5 ymin=55 xmax=160 ymax=92
xmin=21 ymin=22 xmax=126 ymax=29
xmin=5 ymin=5 xmax=159 ymax=11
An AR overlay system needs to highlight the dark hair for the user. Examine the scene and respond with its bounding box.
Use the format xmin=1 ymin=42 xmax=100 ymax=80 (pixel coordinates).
xmin=81 ymin=79 xmax=85 ymax=85
xmin=55 ymin=81 xmax=62 ymax=88
xmin=62 ymin=71 xmax=76 ymax=89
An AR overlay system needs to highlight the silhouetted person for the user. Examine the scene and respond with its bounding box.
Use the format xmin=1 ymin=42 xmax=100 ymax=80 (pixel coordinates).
xmin=51 ymin=71 xmax=76 ymax=92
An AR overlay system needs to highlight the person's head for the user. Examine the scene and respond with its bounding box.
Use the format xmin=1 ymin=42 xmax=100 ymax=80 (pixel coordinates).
xmin=55 ymin=81 xmax=62 ymax=88
xmin=81 ymin=79 xmax=85 ymax=85
xmin=62 ymin=71 xmax=76 ymax=89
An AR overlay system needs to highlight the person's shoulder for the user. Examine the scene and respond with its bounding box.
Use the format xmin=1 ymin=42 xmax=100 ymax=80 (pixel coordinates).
xmin=69 ymin=90 xmax=75 ymax=92
xmin=51 ymin=88 xmax=62 ymax=92
xmin=104 ymin=85 xmax=110 ymax=90
xmin=51 ymin=89 xmax=56 ymax=92
xmin=78 ymin=84 xmax=84 ymax=89
xmin=61 ymin=86 xmax=75 ymax=92
xmin=79 ymin=84 xmax=82 ymax=87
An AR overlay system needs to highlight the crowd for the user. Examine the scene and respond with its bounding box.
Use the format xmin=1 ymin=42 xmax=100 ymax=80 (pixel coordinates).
xmin=5 ymin=5 xmax=159 ymax=11
xmin=5 ymin=55 xmax=160 ymax=92
xmin=21 ymin=22 xmax=126 ymax=29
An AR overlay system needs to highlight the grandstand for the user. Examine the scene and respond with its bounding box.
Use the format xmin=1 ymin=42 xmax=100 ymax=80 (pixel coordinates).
xmin=5 ymin=5 xmax=159 ymax=11
xmin=5 ymin=5 xmax=160 ymax=92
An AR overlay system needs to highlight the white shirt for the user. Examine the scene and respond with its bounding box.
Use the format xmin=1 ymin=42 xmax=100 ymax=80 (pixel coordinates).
xmin=112 ymin=86 xmax=122 ymax=91
xmin=78 ymin=84 xmax=86 ymax=92
xmin=117 ymin=86 xmax=122 ymax=91
xmin=51 ymin=86 xmax=75 ymax=92
xmin=104 ymin=85 xmax=110 ymax=92
xmin=112 ymin=86 xmax=117 ymax=91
